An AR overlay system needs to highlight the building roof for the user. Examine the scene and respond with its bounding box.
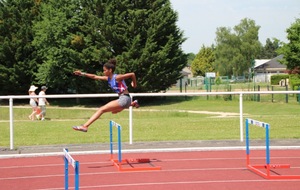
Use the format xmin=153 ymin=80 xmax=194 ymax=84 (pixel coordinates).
xmin=254 ymin=59 xmax=270 ymax=68
xmin=180 ymin=67 xmax=192 ymax=77
xmin=254 ymin=55 xmax=286 ymax=70
xmin=180 ymin=70 xmax=190 ymax=76
xmin=265 ymin=55 xmax=285 ymax=69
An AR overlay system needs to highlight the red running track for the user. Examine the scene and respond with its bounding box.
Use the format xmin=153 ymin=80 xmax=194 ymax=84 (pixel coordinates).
xmin=1 ymin=149 xmax=300 ymax=190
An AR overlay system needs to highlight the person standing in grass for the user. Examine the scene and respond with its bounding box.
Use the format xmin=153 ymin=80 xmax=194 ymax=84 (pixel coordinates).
xmin=28 ymin=85 xmax=39 ymax=121
xmin=36 ymin=86 xmax=50 ymax=121
xmin=72 ymin=58 xmax=139 ymax=132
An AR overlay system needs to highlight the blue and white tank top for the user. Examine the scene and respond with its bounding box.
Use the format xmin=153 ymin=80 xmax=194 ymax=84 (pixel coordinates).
xmin=108 ymin=74 xmax=127 ymax=94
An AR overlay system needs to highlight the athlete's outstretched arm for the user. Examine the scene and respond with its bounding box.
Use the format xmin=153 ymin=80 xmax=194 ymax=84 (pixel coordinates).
xmin=73 ymin=70 xmax=108 ymax=81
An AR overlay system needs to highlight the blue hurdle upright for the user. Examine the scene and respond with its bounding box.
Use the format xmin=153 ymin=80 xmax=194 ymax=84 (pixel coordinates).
xmin=109 ymin=120 xmax=161 ymax=172
xmin=63 ymin=148 xmax=80 ymax=190
xmin=246 ymin=118 xmax=300 ymax=179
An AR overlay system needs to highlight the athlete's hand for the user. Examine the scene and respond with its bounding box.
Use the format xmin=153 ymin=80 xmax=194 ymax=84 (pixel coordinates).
xmin=73 ymin=70 xmax=82 ymax=76
xmin=131 ymin=81 xmax=137 ymax=88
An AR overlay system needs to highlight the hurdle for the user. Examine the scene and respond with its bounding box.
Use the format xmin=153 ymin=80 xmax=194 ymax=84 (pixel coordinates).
xmin=246 ymin=118 xmax=300 ymax=179
xmin=63 ymin=148 xmax=80 ymax=190
xmin=109 ymin=120 xmax=161 ymax=172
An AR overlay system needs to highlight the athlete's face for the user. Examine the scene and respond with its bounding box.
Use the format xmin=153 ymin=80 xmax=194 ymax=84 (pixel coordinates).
xmin=103 ymin=66 xmax=112 ymax=76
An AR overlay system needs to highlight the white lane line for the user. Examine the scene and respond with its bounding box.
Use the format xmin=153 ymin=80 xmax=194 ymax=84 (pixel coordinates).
xmin=36 ymin=178 xmax=300 ymax=190
xmin=1 ymin=156 xmax=300 ymax=169
xmin=0 ymin=167 xmax=245 ymax=180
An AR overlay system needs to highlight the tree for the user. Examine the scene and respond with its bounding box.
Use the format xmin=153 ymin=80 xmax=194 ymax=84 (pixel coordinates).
xmin=0 ymin=0 xmax=40 ymax=95
xmin=99 ymin=0 xmax=187 ymax=92
xmin=278 ymin=18 xmax=300 ymax=71
xmin=33 ymin=0 xmax=187 ymax=93
xmin=32 ymin=0 xmax=111 ymax=94
xmin=259 ymin=38 xmax=280 ymax=59
xmin=214 ymin=27 xmax=240 ymax=76
xmin=186 ymin=53 xmax=195 ymax=66
xmin=214 ymin=18 xmax=261 ymax=77
xmin=191 ymin=45 xmax=215 ymax=76
xmin=1 ymin=0 xmax=186 ymax=94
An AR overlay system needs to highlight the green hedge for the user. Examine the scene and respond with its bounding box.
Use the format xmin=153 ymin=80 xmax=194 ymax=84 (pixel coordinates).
xmin=290 ymin=74 xmax=300 ymax=90
xmin=271 ymin=74 xmax=289 ymax=85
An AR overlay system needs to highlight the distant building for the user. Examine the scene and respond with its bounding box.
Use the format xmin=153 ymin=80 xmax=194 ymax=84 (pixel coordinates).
xmin=254 ymin=55 xmax=287 ymax=83
xmin=176 ymin=67 xmax=191 ymax=87
xmin=182 ymin=66 xmax=193 ymax=78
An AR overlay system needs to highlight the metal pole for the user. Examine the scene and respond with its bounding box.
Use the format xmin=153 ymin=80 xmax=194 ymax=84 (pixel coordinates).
xmin=246 ymin=119 xmax=250 ymax=165
xmin=266 ymin=124 xmax=270 ymax=165
xmin=239 ymin=93 xmax=243 ymax=142
xmin=75 ymin=161 xmax=79 ymax=190
xmin=272 ymin=86 xmax=274 ymax=102
xmin=64 ymin=148 xmax=69 ymax=190
xmin=9 ymin=98 xmax=14 ymax=150
xmin=109 ymin=121 xmax=113 ymax=158
xmin=257 ymin=85 xmax=260 ymax=102
xmin=285 ymin=85 xmax=288 ymax=103
xmin=118 ymin=125 xmax=122 ymax=163
xmin=129 ymin=103 xmax=133 ymax=144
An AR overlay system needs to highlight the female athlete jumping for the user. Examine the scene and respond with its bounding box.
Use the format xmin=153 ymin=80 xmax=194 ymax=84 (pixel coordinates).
xmin=72 ymin=58 xmax=139 ymax=132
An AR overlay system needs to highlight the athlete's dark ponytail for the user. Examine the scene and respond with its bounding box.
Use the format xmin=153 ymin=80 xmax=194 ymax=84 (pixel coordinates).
xmin=104 ymin=58 xmax=117 ymax=72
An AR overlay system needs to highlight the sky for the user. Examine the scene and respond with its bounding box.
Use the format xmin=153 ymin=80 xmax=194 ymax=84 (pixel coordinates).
xmin=170 ymin=0 xmax=300 ymax=54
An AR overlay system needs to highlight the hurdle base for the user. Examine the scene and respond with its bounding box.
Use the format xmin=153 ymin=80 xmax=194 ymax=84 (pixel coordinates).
xmin=111 ymin=158 xmax=162 ymax=172
xmin=248 ymin=164 xmax=300 ymax=179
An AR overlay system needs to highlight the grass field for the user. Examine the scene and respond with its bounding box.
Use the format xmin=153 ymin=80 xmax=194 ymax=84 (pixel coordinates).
xmin=0 ymin=96 xmax=299 ymax=148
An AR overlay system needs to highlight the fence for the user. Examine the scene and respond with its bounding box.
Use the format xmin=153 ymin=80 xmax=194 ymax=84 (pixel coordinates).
xmin=180 ymin=83 xmax=299 ymax=103
xmin=1 ymin=91 xmax=300 ymax=150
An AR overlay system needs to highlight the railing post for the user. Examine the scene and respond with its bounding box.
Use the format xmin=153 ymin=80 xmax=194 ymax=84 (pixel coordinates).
xmin=298 ymin=86 xmax=300 ymax=104
xmin=129 ymin=96 xmax=133 ymax=144
xmin=271 ymin=86 xmax=274 ymax=102
xmin=257 ymin=85 xmax=260 ymax=102
xmin=9 ymin=98 xmax=14 ymax=150
xmin=239 ymin=93 xmax=243 ymax=142
xmin=285 ymin=85 xmax=288 ymax=103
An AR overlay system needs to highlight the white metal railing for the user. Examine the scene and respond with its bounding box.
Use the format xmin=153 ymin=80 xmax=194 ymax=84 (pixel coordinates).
xmin=0 ymin=91 xmax=299 ymax=150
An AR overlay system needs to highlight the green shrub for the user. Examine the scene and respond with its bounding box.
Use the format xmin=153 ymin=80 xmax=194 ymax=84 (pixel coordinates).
xmin=289 ymin=74 xmax=300 ymax=90
xmin=271 ymin=74 xmax=289 ymax=85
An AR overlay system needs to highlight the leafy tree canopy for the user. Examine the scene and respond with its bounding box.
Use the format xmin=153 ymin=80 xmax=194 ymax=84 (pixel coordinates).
xmin=0 ymin=0 xmax=40 ymax=95
xmin=33 ymin=0 xmax=187 ymax=93
xmin=214 ymin=18 xmax=261 ymax=77
xmin=0 ymin=0 xmax=187 ymax=95
xmin=186 ymin=52 xmax=195 ymax=66
xmin=191 ymin=45 xmax=215 ymax=77
xmin=259 ymin=38 xmax=280 ymax=59
xmin=278 ymin=18 xmax=300 ymax=71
